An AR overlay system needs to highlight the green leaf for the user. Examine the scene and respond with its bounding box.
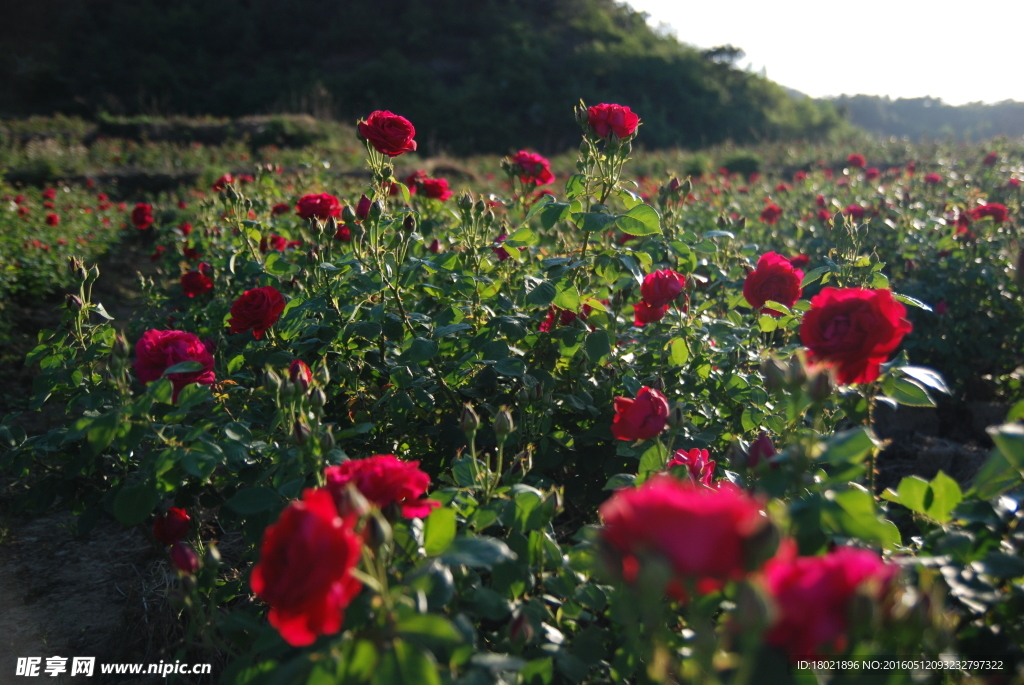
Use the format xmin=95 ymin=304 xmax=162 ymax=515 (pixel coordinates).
xmin=818 ymin=427 xmax=879 ymax=465
xmin=615 ymin=204 xmax=661 ymax=236
xmin=638 ymin=443 xmax=668 ymax=478
xmin=225 ymin=487 xmax=281 ymax=515
xmin=574 ymin=212 xmax=618 ymax=234
xmin=393 ymin=640 xmax=441 ymax=685
xmin=495 ymin=357 xmax=526 ymax=377
xmin=927 ymin=471 xmax=961 ymax=523
xmin=988 ymin=423 xmax=1024 ymax=470
xmin=970 ymin=449 xmax=1023 ymax=499
xmin=899 ymin=366 xmax=951 ymax=395
xmin=86 ymin=411 xmax=120 ymax=457
xmin=112 ymin=481 xmax=158 ymax=526
xmin=895 ymin=476 xmax=930 ymax=514
xmin=800 ymin=266 xmax=830 ymax=287
xmin=396 ymin=615 xmax=464 ymax=649
xmin=829 ymin=485 xmax=901 ymax=549
xmin=403 ymin=338 xmax=439 ymax=364
xmin=505 ymin=226 xmax=538 ymax=248
xmin=264 ymin=251 xmax=298 ymax=276
xmin=522 ymin=194 xmax=555 ymax=223
xmin=163 ymin=361 xmax=204 ymax=375
xmin=552 ymin=283 xmax=580 ymax=311
xmin=882 ymin=376 xmax=935 ymax=407
xmin=585 ymin=330 xmax=611 ymax=361
xmin=893 ymin=292 xmax=933 ymax=312
xmin=758 ymin=315 xmax=778 ymax=333
xmin=565 ymin=174 xmax=588 ymax=200
xmin=439 ymin=536 xmax=516 ymax=568
xmin=604 ymin=473 xmax=636 ymax=490
xmin=668 ymin=338 xmax=689 ymax=366
xmin=1006 ymin=400 xmax=1024 ymax=422
xmin=538 ymin=202 xmax=572 ymax=230
xmin=525 ymin=280 xmax=557 ymax=306
xmin=424 ymin=507 xmax=457 ymax=556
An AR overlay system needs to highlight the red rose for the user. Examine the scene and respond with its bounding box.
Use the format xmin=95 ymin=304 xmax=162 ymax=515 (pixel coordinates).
xmin=666 ymin=448 xmax=716 ymax=487
xmin=250 ymin=488 xmax=363 ymax=647
xmin=789 ymin=254 xmax=810 ymax=268
xmin=969 ymin=203 xmax=1008 ymax=223
xmin=491 ymin=234 xmax=512 ymax=261
xmin=747 ymin=432 xmax=777 ymax=468
xmin=404 ymin=170 xmax=428 ymax=194
xmin=178 ymin=222 xmax=193 ymax=237
xmin=800 ymin=287 xmax=913 ymax=385
xmin=632 ymin=301 xmax=667 ymax=326
xmin=133 ymin=329 xmax=215 ymax=402
xmin=45 ymin=213 xmax=59 ymax=226
xmin=844 ymin=204 xmax=865 ymax=220
xmin=640 ymin=269 xmax=686 ymax=308
xmin=42 ymin=187 xmax=57 ymax=200
xmin=924 ymin=173 xmax=942 ymax=185
xmin=357 ymin=110 xmax=417 ymax=157
xmin=150 ymin=245 xmax=166 ymax=262
xmin=760 ymin=203 xmax=782 ymax=225
xmin=510 ymin=150 xmax=555 ymax=185
xmin=354 ymin=195 xmax=372 ymax=220
xmin=212 ymin=174 xmax=234 ymax=192
xmin=428 ymin=238 xmax=441 ymax=253
xmin=794 ymin=171 xmax=807 ymax=182
xmin=611 ymin=386 xmax=669 ymax=441
xmin=271 ymin=202 xmax=290 ymax=216
xmin=296 ymin=193 xmax=341 ymax=221
xmin=289 ymin=359 xmax=312 ymax=391
xmin=324 ymin=454 xmax=439 ymax=518
xmin=153 ymin=507 xmax=191 ymax=545
xmin=763 ymin=540 xmax=897 ymax=659
xmin=132 ymin=203 xmax=154 ymax=230
xmin=600 ymin=477 xmax=768 ymax=588
xmin=420 ymin=178 xmax=452 ymax=201
xmin=743 ymin=252 xmax=803 ymax=315
xmin=864 ymin=167 xmax=880 ymax=180
xmin=260 ymin=234 xmax=289 ymax=253
xmin=181 ymin=268 xmax=213 ymax=298
xmin=334 ymin=225 xmax=352 ymax=242
xmin=846 ymin=153 xmax=866 ymax=168
xmin=587 ymin=103 xmax=640 ymax=139
xmin=170 ymin=542 xmax=200 ymax=574
xmin=228 ymin=286 xmax=286 ymax=340
xmin=983 ymin=151 xmax=998 ymax=167
xmin=183 ymin=245 xmax=202 ymax=261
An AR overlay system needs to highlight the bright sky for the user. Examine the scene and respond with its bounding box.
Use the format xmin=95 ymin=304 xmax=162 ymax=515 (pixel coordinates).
xmin=626 ymin=0 xmax=1024 ymax=105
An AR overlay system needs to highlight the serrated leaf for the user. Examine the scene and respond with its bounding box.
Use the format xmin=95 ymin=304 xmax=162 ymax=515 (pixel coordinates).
xmin=900 ymin=366 xmax=951 ymax=395
xmin=668 ymin=338 xmax=689 ymax=366
xmin=538 ymin=202 xmax=572 ymax=230
xmin=424 ymin=507 xmax=457 ymax=556
xmin=883 ymin=376 xmax=935 ymax=407
xmin=893 ymin=292 xmax=933 ymax=312
xmin=585 ymin=330 xmax=611 ymax=360
xmin=565 ymin=174 xmax=588 ymax=200
xmin=615 ymin=204 xmax=661 ymax=236
xmin=552 ymin=284 xmax=580 ymax=311
xmin=927 ymin=471 xmax=961 ymax=523
xmin=896 ymin=475 xmax=930 ymax=514
xmin=112 ymin=481 xmax=158 ymax=527
xmin=800 ymin=266 xmax=830 ymax=287
xmin=163 ymin=361 xmax=204 ymax=375
xmin=225 ymin=486 xmax=281 ymax=514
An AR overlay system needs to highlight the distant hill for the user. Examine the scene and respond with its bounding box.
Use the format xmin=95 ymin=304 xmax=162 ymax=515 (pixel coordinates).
xmin=831 ymin=95 xmax=1024 ymax=140
xmin=0 ymin=0 xmax=843 ymax=154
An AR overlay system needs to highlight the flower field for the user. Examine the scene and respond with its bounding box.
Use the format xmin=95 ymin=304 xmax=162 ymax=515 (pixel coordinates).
xmin=2 ymin=104 xmax=1024 ymax=684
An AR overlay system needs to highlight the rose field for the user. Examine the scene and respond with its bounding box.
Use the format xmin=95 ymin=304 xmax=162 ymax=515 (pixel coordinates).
xmin=1 ymin=104 xmax=1024 ymax=685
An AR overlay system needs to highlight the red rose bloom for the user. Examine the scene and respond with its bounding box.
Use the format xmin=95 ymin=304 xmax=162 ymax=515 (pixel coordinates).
xmin=633 ymin=301 xmax=667 ymax=326
xmin=800 ymin=287 xmax=913 ymax=385
xmin=983 ymin=151 xmax=998 ymax=167
xmin=640 ymin=269 xmax=686 ymax=308
xmin=153 ymin=507 xmax=191 ymax=545
xmin=794 ymin=170 xmax=807 ymax=182
xmin=212 ymin=174 xmax=234 ymax=192
xmin=45 ymin=213 xmax=59 ymax=226
xmin=747 ymin=432 xmax=777 ymax=468
xmin=170 ymin=542 xmax=200 ymax=574
xmin=181 ymin=268 xmax=214 ymax=298
xmin=846 ymin=153 xmax=866 ymax=169
xmin=132 ymin=203 xmax=154 ymax=230
xmin=228 ymin=286 xmax=286 ymax=340
xmin=260 ymin=234 xmax=289 ymax=253
xmin=763 ymin=540 xmax=897 ymax=660
xmin=150 ymin=245 xmax=166 ymax=262
xmin=296 ymin=193 xmax=341 ymax=221
xmin=969 ymin=203 xmax=1008 ymax=223
xmin=667 ymin=448 xmax=716 ymax=487
xmin=611 ymin=386 xmax=669 ymax=441
xmin=789 ymin=254 xmax=810 ymax=268
xmin=492 ymin=234 xmax=513 ymax=261
xmin=510 ymin=150 xmax=555 ymax=185
xmin=177 ymin=222 xmax=193 ymax=237
xmin=924 ymin=173 xmax=942 ymax=185
xmin=844 ymin=204 xmax=866 ymax=220
xmin=357 ymin=110 xmax=417 ymax=157
xmin=42 ymin=188 xmax=57 ymax=200
xmin=324 ymin=454 xmax=439 ymax=518
xmin=600 ymin=477 xmax=768 ymax=588
xmin=250 ymin=488 xmax=363 ymax=647
xmin=420 ymin=177 xmax=452 ymax=201
xmin=864 ymin=167 xmax=880 ymax=180
xmin=587 ymin=103 xmax=640 ymax=139
xmin=289 ymin=359 xmax=312 ymax=391
xmin=271 ymin=202 xmax=290 ymax=216
xmin=133 ymin=330 xmax=215 ymax=402
xmin=334 ymin=225 xmax=352 ymax=242
xmin=760 ymin=203 xmax=782 ymax=225
xmin=743 ymin=252 xmax=803 ymax=315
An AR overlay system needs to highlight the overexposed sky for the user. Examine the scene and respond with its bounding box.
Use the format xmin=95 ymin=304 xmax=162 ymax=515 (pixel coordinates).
xmin=626 ymin=0 xmax=1024 ymax=104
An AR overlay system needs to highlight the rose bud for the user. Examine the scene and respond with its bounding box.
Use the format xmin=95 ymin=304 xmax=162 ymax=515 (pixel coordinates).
xmin=264 ymin=368 xmax=282 ymax=392
xmin=314 ymin=360 xmax=331 ymax=386
xmin=748 ymin=432 xmax=777 ymax=468
xmin=403 ymin=215 xmax=416 ymax=233
xmin=288 ymin=359 xmax=312 ymax=392
xmin=153 ymin=507 xmax=191 ymax=545
xmin=365 ymin=511 xmax=393 ymax=551
xmin=461 ymin=404 xmax=480 ymax=437
xmin=170 ymin=542 xmax=200 ymax=575
xmin=66 ymin=294 xmax=84 ymax=311
xmin=355 ymin=195 xmax=372 ymax=221
xmin=330 ymin=481 xmax=372 ymax=519
xmin=494 ymin=407 xmax=515 ymax=443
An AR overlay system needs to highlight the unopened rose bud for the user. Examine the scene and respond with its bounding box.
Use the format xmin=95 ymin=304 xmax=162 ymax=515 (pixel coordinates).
xmin=306 ymin=249 xmax=319 ymax=266
xmin=264 ymin=368 xmax=282 ymax=392
xmin=760 ymin=358 xmax=787 ymax=392
xmin=342 ymin=205 xmax=357 ymax=223
xmin=369 ymin=200 xmax=384 ymax=222
xmin=205 ymin=541 xmax=222 ymax=568
xmin=461 ymin=404 xmax=480 ymax=437
xmin=748 ymin=432 xmax=776 ymax=468
xmin=66 ymin=294 xmax=84 ymax=311
xmin=807 ymin=369 xmax=834 ymax=403
xmin=332 ymin=481 xmax=371 ymax=519
xmin=311 ymin=387 xmax=327 ymax=410
xmin=474 ymin=199 xmax=487 ymax=215
xmin=288 ymin=359 xmax=312 ymax=392
xmin=68 ymin=256 xmax=84 ymax=275
xmin=457 ymin=193 xmax=473 ymax=213
xmin=666 ymin=403 xmax=686 ymax=431
xmin=494 ymin=407 xmax=514 ymax=443
xmin=280 ymin=379 xmax=297 ymax=399
xmin=403 ymin=215 xmax=416 ymax=233
xmin=735 ymin=216 xmax=746 ymax=231
xmin=170 ymin=542 xmax=200 ymax=575
xmin=355 ymin=195 xmax=372 ymax=221
xmin=112 ymin=333 xmax=131 ymax=359
xmin=87 ymin=265 xmax=101 ymax=282
xmin=320 ymin=429 xmax=335 ymax=453
xmin=365 ymin=512 xmax=393 ymax=551
xmin=77 ymin=266 xmax=89 ymax=282
xmin=785 ymin=356 xmax=808 ymax=387
xmin=293 ymin=418 xmax=311 ymax=444
xmin=314 ymin=360 xmax=330 ymax=386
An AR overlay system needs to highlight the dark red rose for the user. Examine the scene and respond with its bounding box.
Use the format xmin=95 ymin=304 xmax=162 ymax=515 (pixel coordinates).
xmin=794 ymin=171 xmax=807 ymax=182
xmin=924 ymin=173 xmax=942 ymax=185
xmin=153 ymin=507 xmax=191 ymax=545
xmin=170 ymin=542 xmax=200 ymax=574
xmin=760 ymin=203 xmax=782 ymax=225
xmin=228 ymin=286 xmax=286 ymax=340
xmin=289 ymin=359 xmax=312 ymax=391
xmin=800 ymin=287 xmax=912 ymax=385
xmin=491 ymin=234 xmax=512 ymax=261
xmin=45 ymin=213 xmax=59 ymax=226
xmin=747 ymin=432 xmax=777 ymax=468
xmin=844 ymin=204 xmax=865 ymax=220
xmin=864 ymin=167 xmax=880 ymax=180
xmin=510 ymin=150 xmax=555 ymax=185
xmin=132 ymin=203 xmax=154 ymax=230
xmin=640 ymin=269 xmax=686 ymax=308
xmin=212 ymin=174 xmax=234 ymax=191
xmin=181 ymin=268 xmax=213 ymax=298
xmin=763 ymin=540 xmax=897 ymax=660
xmin=633 ymin=301 xmax=667 ymax=326
xmin=183 ymin=245 xmax=202 ymax=261
xmin=789 ymin=254 xmax=810 ymax=268
xmin=666 ymin=448 xmax=716 ymax=487
xmin=983 ymin=151 xmax=998 ymax=167
xmin=271 ymin=202 xmax=290 ymax=216
xmin=178 ymin=222 xmax=193 ymax=237
xmin=334 ymin=225 xmax=352 ymax=242
xmin=428 ymin=238 xmax=441 ymax=253
xmin=357 ymin=110 xmax=417 ymax=157
xmin=133 ymin=329 xmax=215 ymax=402
xmin=42 ymin=187 xmax=57 ymax=200
xmin=815 ymin=194 xmax=826 ymax=207
xmin=404 ymin=170 xmax=428 ymax=194
xmin=846 ymin=153 xmax=866 ymax=168
xmin=324 ymin=454 xmax=439 ymax=518
xmin=587 ymin=103 xmax=640 ymax=139
xmin=150 ymin=245 xmax=166 ymax=262
xmin=743 ymin=252 xmax=803 ymax=315
xmin=355 ymin=195 xmax=372 ymax=220
xmin=420 ymin=178 xmax=452 ymax=201
xmin=611 ymin=386 xmax=669 ymax=441
xmin=296 ymin=193 xmax=341 ymax=221
xmin=250 ymin=488 xmax=363 ymax=647
xmin=600 ymin=477 xmax=768 ymax=589
xmin=969 ymin=203 xmax=1008 ymax=223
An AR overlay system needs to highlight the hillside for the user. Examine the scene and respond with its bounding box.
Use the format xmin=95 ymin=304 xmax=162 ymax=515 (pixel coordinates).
xmin=832 ymin=94 xmax=1024 ymax=140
